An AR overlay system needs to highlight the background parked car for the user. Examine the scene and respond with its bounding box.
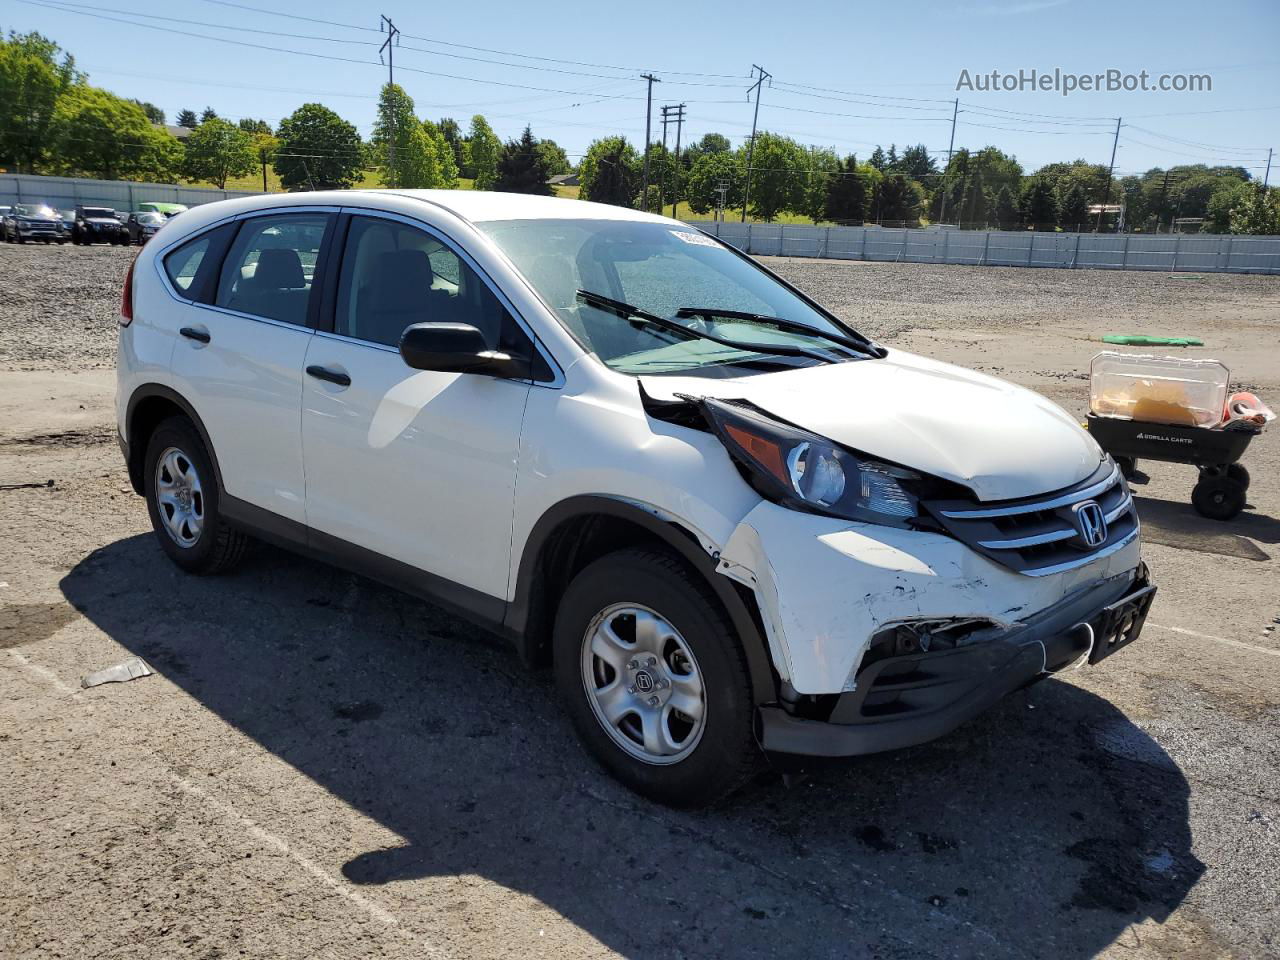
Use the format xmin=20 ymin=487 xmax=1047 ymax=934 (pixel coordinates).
xmin=138 ymin=201 xmax=188 ymax=219
xmin=2 ymin=203 xmax=66 ymax=244
xmin=72 ymin=205 xmax=130 ymax=245
xmin=124 ymin=211 xmax=166 ymax=244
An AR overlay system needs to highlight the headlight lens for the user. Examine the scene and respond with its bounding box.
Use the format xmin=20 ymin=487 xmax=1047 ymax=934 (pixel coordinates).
xmin=704 ymin=398 xmax=919 ymax=524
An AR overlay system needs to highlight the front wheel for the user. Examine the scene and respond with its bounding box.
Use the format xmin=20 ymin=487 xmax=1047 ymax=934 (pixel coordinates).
xmin=553 ymin=549 xmax=759 ymax=807
xmin=1192 ymin=475 xmax=1246 ymax=521
xmin=143 ymin=416 xmax=249 ymax=574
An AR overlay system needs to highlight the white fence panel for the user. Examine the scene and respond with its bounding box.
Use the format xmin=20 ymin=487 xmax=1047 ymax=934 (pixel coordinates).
xmin=685 ymin=220 xmax=1280 ymax=275
xmin=0 ymin=173 xmax=261 ymax=212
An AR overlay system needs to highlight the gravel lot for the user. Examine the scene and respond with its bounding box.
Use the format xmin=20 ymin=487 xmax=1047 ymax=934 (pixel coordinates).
xmin=2 ymin=242 xmax=1278 ymax=959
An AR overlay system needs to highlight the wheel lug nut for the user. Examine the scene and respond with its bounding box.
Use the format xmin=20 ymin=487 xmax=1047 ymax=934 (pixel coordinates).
xmin=646 ymin=657 xmax=657 ymax=667
xmin=647 ymin=696 xmax=659 ymax=707
xmin=627 ymin=660 xmax=638 ymax=670
xmin=628 ymin=686 xmax=636 ymax=694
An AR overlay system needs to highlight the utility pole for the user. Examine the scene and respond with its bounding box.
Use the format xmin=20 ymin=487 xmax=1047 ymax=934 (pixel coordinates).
xmin=659 ymin=104 xmax=677 ymax=210
xmin=1156 ymin=169 xmax=1172 ymax=233
xmin=640 ymin=74 xmax=660 ymax=212
xmin=379 ymin=15 xmax=400 ymax=185
xmin=669 ymin=103 xmax=686 ymax=219
xmin=1096 ymin=116 xmax=1121 ymax=232
xmin=740 ymin=64 xmax=771 ymax=223
xmin=715 ymin=178 xmax=729 ymax=221
xmin=937 ymin=98 xmax=959 ymax=225
xmin=261 ymin=148 xmax=269 ymax=192
xmin=1265 ymin=147 xmax=1273 ymax=189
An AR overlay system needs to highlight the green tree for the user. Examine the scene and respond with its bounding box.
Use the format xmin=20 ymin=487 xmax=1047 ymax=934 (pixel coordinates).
xmin=495 ymin=126 xmax=552 ymax=195
xmin=250 ymin=131 xmax=279 ymax=191
xmin=373 ymin=83 xmax=426 ymax=188
xmin=868 ymin=146 xmax=888 ymax=171
xmin=1018 ymin=177 xmax=1059 ymax=230
xmin=874 ymin=172 xmax=924 ymax=225
xmin=579 ymin=135 xmax=641 ymax=207
xmin=50 ymin=86 xmax=181 ymax=181
xmin=176 ymin=108 xmax=198 ymax=129
xmin=0 ymin=30 xmax=81 ymax=173
xmin=825 ymin=155 xmax=874 ymax=224
xmin=741 ymin=132 xmax=806 ymax=222
xmin=693 ymin=132 xmax=731 ymax=155
xmin=685 ymin=150 xmax=743 ymax=216
xmin=536 ymin=137 xmax=571 ymax=176
xmin=799 ymin=146 xmax=840 ymax=223
xmin=237 ymin=117 xmax=272 ymax=135
xmin=181 ymin=116 xmax=256 ymax=188
xmin=437 ymin=117 xmax=466 ymax=173
xmin=275 ymin=102 xmax=364 ymax=191
xmin=1228 ymin=185 xmax=1280 ymax=235
xmin=992 ymin=185 xmax=1018 ymax=229
xmin=896 ymin=144 xmax=936 ymax=180
xmin=1058 ymin=183 xmax=1090 ymax=230
xmin=200 ymin=106 xmax=217 ymax=123
xmin=468 ymin=114 xmax=501 ymax=190
xmin=1204 ymin=180 xmax=1252 ymax=233
xmin=131 ymin=99 xmax=165 ymax=125
xmin=421 ymin=118 xmax=458 ymax=188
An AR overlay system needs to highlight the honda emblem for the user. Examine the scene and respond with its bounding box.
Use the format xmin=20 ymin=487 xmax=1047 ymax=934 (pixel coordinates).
xmin=1072 ymin=500 xmax=1108 ymax=548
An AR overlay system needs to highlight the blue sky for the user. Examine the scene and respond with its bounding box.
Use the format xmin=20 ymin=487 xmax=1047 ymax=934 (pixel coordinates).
xmin=8 ymin=0 xmax=1279 ymax=179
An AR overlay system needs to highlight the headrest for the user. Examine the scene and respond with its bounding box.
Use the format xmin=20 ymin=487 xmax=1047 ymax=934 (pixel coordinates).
xmin=252 ymin=248 xmax=305 ymax=289
xmin=368 ymin=250 xmax=435 ymax=314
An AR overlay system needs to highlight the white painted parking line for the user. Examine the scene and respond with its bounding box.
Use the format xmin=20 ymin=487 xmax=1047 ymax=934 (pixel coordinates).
xmin=1146 ymin=623 xmax=1280 ymax=658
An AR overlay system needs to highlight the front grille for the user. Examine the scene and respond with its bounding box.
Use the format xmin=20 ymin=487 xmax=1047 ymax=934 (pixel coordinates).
xmin=922 ymin=460 xmax=1138 ymax=576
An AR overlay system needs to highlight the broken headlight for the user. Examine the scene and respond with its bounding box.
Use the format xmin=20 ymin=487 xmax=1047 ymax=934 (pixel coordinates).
xmin=703 ymin=398 xmax=920 ymax=525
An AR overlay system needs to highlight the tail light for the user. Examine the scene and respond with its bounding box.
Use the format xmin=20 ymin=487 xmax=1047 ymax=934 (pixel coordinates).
xmin=120 ymin=254 xmax=137 ymax=326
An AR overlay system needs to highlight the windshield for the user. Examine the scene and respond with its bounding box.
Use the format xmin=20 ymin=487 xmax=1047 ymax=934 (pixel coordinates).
xmin=83 ymin=208 xmax=115 ymax=218
xmin=137 ymin=212 xmax=164 ymax=224
xmin=16 ymin=204 xmax=55 ymax=217
xmin=476 ymin=218 xmax=869 ymax=377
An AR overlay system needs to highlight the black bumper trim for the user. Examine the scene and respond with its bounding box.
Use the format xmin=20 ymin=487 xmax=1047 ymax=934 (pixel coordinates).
xmin=759 ymin=565 xmax=1153 ymax=758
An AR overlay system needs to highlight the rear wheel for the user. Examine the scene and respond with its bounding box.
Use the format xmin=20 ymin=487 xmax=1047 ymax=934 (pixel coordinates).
xmin=143 ymin=417 xmax=249 ymax=574
xmin=553 ymin=548 xmax=759 ymax=807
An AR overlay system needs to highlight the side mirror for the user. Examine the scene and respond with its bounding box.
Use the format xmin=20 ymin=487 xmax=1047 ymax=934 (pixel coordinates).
xmin=398 ymin=322 xmax=530 ymax=378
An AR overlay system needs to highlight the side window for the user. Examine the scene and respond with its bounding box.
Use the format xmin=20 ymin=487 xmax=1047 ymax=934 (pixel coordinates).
xmin=215 ymin=213 xmax=328 ymax=325
xmin=164 ymin=235 xmax=211 ymax=298
xmin=335 ymin=216 xmax=523 ymax=354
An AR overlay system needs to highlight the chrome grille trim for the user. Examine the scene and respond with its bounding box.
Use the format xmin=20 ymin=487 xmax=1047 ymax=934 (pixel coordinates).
xmin=939 ymin=464 xmax=1122 ymax=519
xmin=922 ymin=460 xmax=1139 ymax=577
xmin=1020 ymin=528 xmax=1139 ymax=577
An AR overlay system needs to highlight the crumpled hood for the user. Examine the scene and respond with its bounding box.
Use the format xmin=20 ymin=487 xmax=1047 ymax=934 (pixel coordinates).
xmin=641 ymin=349 xmax=1102 ymax=501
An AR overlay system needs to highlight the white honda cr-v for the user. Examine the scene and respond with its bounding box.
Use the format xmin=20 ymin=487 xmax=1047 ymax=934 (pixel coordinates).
xmin=116 ymin=190 xmax=1154 ymax=805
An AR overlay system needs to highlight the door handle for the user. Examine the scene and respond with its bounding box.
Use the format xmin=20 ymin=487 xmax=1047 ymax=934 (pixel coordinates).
xmin=306 ymin=365 xmax=351 ymax=387
xmin=179 ymin=327 xmax=210 ymax=343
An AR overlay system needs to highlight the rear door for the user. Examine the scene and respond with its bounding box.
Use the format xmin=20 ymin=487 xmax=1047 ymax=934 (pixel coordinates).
xmin=167 ymin=209 xmax=335 ymax=525
xmin=300 ymin=211 xmax=548 ymax=601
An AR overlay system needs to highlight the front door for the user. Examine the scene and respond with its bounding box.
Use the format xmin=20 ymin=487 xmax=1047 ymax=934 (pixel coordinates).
xmin=301 ymin=213 xmax=538 ymax=601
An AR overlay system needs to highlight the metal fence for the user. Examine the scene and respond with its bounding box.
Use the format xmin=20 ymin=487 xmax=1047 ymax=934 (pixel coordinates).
xmin=0 ymin=174 xmax=261 ymax=212
xmin=687 ymin=221 xmax=1280 ymax=276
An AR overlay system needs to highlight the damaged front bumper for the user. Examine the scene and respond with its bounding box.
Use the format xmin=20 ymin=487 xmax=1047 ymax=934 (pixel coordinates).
xmin=715 ymin=498 xmax=1150 ymax=757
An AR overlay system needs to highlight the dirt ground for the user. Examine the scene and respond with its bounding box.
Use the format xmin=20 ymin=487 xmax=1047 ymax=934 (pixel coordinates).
xmin=2 ymin=243 xmax=1278 ymax=960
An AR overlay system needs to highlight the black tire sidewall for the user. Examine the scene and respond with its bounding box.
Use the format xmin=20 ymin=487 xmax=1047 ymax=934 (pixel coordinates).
xmin=143 ymin=418 xmax=226 ymax=572
xmin=1192 ymin=477 xmax=1246 ymax=521
xmin=553 ymin=550 xmax=758 ymax=807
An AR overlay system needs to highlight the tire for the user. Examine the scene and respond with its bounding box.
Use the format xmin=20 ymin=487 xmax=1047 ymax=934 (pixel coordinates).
xmin=553 ymin=548 xmax=760 ymax=807
xmin=1114 ymin=456 xmax=1137 ymax=479
xmin=143 ymin=416 xmax=250 ymax=574
xmin=1226 ymin=463 xmax=1250 ymax=490
xmin=1192 ymin=475 xmax=1246 ymax=521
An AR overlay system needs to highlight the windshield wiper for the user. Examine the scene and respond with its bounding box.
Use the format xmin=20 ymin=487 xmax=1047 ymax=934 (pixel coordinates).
xmin=675 ymin=306 xmax=879 ymax=357
xmin=575 ymin=290 xmax=839 ymax=364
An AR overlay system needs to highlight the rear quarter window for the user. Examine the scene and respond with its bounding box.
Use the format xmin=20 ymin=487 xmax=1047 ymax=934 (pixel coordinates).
xmin=161 ymin=223 xmax=236 ymax=303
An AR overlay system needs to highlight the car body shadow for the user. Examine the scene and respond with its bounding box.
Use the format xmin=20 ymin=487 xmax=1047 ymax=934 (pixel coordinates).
xmin=62 ymin=535 xmax=1205 ymax=958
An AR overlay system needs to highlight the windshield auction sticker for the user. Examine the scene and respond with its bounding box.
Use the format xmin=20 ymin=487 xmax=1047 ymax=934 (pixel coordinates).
xmin=670 ymin=230 xmax=720 ymax=247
